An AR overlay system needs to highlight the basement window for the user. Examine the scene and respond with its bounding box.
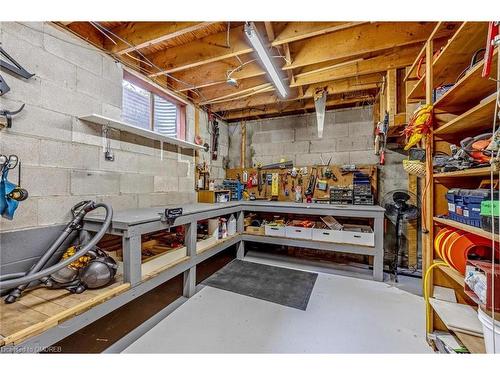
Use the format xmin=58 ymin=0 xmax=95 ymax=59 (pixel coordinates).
xmin=122 ymin=72 xmax=186 ymax=140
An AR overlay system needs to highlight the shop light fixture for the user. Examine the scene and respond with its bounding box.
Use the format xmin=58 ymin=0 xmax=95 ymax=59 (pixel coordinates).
xmin=244 ymin=22 xmax=288 ymax=98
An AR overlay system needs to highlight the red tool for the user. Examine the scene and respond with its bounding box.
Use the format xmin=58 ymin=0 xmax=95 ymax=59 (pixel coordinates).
xmin=482 ymin=22 xmax=499 ymax=78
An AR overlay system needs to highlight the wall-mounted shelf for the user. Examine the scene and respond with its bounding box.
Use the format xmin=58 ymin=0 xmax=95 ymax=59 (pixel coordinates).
xmin=433 ymin=216 xmax=499 ymax=242
xmin=433 ymin=259 xmax=465 ymax=287
xmin=434 ymin=93 xmax=497 ymax=133
xmin=433 ymin=49 xmax=498 ymax=113
xmin=433 ymin=166 xmax=492 ymax=179
xmin=79 ymin=114 xmax=206 ymax=151
xmin=407 ymin=22 xmax=488 ymax=101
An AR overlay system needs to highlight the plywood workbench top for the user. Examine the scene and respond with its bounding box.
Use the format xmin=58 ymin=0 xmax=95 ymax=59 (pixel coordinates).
xmin=85 ymin=201 xmax=385 ymax=228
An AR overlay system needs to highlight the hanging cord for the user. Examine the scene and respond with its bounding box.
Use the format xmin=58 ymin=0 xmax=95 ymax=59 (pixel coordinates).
xmin=424 ymin=261 xmax=449 ymax=334
xmin=490 ymin=45 xmax=500 ymax=353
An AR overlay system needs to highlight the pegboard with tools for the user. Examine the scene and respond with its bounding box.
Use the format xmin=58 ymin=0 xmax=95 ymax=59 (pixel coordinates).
xmin=226 ymin=164 xmax=378 ymax=203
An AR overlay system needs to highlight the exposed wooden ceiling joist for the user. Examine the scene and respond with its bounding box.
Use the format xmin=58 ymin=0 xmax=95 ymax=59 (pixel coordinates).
xmin=291 ymin=44 xmax=421 ymax=87
xmin=147 ymin=22 xmax=378 ymax=76
xmin=210 ymin=73 xmax=382 ymax=112
xmin=147 ymin=24 xmax=252 ymax=75
xmin=59 ymin=21 xmax=448 ymax=122
xmin=105 ymin=22 xmax=217 ymax=55
xmin=223 ymin=93 xmax=375 ymax=121
xmin=271 ymin=21 xmax=367 ymax=46
xmin=283 ymin=22 xmax=443 ymax=70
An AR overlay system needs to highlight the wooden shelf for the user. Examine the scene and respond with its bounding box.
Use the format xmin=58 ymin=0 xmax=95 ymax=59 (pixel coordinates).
xmin=408 ymin=22 xmax=489 ymax=101
xmin=433 ymin=166 xmax=493 ymax=179
xmin=433 ymin=259 xmax=465 ymax=287
xmin=79 ymin=114 xmax=206 ymax=151
xmin=434 ymin=93 xmax=497 ymax=133
xmin=433 ymin=216 xmax=499 ymax=242
xmin=454 ymin=331 xmax=486 ymax=354
xmin=433 ymin=49 xmax=498 ymax=113
xmin=0 ymin=278 xmax=129 ymax=347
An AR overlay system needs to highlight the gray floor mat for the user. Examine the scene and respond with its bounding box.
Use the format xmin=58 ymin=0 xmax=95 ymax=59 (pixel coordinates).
xmin=202 ymin=259 xmax=318 ymax=310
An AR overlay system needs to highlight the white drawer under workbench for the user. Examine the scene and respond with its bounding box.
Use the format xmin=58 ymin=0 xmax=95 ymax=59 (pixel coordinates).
xmin=312 ymin=228 xmax=343 ymax=243
xmin=341 ymin=224 xmax=375 ymax=247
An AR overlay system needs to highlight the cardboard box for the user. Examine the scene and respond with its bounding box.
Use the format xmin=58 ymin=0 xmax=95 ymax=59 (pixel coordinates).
xmin=245 ymin=225 xmax=265 ymax=235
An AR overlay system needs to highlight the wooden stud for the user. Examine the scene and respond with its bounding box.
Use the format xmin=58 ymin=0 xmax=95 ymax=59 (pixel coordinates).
xmin=386 ymin=68 xmax=397 ymax=127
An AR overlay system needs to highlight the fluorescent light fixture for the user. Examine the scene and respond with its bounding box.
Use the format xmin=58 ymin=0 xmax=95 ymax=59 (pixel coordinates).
xmin=244 ymin=22 xmax=288 ymax=98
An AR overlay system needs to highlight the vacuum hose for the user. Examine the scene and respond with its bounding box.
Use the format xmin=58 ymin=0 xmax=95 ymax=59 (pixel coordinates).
xmin=0 ymin=202 xmax=113 ymax=292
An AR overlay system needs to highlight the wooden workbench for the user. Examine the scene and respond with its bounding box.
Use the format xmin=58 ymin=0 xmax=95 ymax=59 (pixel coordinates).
xmin=1 ymin=201 xmax=384 ymax=353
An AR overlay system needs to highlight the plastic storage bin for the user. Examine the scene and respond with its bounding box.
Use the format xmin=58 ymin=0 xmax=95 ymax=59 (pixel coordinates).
xmin=341 ymin=224 xmax=374 ymax=246
xmin=312 ymin=227 xmax=343 ymax=243
xmin=264 ymin=225 xmax=286 ymax=237
xmin=477 ymin=307 xmax=500 ymax=354
xmin=285 ymin=221 xmax=314 ymax=240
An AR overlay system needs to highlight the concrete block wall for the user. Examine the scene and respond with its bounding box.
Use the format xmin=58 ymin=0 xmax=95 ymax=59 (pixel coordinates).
xmin=228 ymin=106 xmax=377 ymax=169
xmin=0 ymin=22 xmax=228 ymax=234
xmin=192 ymin=108 xmax=229 ymax=185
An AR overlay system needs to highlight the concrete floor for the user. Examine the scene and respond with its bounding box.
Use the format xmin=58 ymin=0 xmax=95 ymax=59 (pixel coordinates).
xmin=124 ymin=254 xmax=432 ymax=353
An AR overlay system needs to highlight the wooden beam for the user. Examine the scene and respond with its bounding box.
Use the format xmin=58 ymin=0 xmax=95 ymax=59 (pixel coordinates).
xmin=197 ymin=75 xmax=272 ymax=101
xmin=169 ymin=59 xmax=266 ymax=92
xmin=106 ymin=22 xmax=216 ymax=55
xmin=271 ymin=22 xmax=368 ymax=46
xmin=210 ymin=73 xmax=381 ymax=112
xmin=292 ymin=45 xmax=421 ymax=87
xmin=147 ymin=25 xmax=252 ymax=76
xmin=264 ymin=22 xmax=276 ymax=42
xmin=147 ymin=22 xmax=385 ymax=76
xmin=386 ymin=69 xmax=397 ymax=127
xmin=223 ymin=95 xmax=374 ymax=121
xmin=283 ymin=22 xmax=441 ymax=71
xmin=61 ymin=22 xmax=105 ymax=48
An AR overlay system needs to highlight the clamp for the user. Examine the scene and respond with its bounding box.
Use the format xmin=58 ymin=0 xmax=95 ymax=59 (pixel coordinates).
xmin=160 ymin=207 xmax=183 ymax=231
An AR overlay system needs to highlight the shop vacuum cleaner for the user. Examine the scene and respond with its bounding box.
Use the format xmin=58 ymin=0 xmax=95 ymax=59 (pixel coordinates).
xmin=0 ymin=200 xmax=116 ymax=304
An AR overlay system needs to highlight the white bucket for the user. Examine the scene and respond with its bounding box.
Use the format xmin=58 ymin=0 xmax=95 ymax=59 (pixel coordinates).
xmin=477 ymin=307 xmax=500 ymax=354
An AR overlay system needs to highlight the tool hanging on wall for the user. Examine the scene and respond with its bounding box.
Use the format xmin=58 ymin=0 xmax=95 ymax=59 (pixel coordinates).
xmin=482 ymin=22 xmax=500 ymax=77
xmin=305 ymin=167 xmax=318 ymax=202
xmin=0 ymin=74 xmax=9 ymax=96
xmin=0 ymin=47 xmax=35 ymax=80
xmin=0 ymin=154 xmax=29 ymax=220
xmin=271 ymin=173 xmax=279 ymax=200
xmin=260 ymin=160 xmax=293 ymax=170
xmin=0 ymin=47 xmax=34 ymax=97
xmin=374 ymin=111 xmax=388 ymax=165
xmin=314 ymin=88 xmax=327 ymax=138
xmin=209 ymin=111 xmax=219 ymax=161
xmin=0 ymin=104 xmax=25 ymax=129
xmin=102 ymin=126 xmax=115 ymax=161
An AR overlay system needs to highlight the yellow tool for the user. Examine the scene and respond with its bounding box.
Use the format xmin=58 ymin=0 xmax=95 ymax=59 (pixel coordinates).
xmin=271 ymin=173 xmax=279 ymax=198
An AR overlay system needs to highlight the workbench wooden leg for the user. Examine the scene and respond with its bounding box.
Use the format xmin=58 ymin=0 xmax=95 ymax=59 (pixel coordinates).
xmin=183 ymin=266 xmax=196 ymax=298
xmin=236 ymin=211 xmax=245 ymax=259
xmin=373 ymin=216 xmax=384 ymax=282
xmin=236 ymin=240 xmax=245 ymax=259
xmin=236 ymin=210 xmax=244 ymax=233
xmin=122 ymin=234 xmax=142 ymax=286
xmin=183 ymin=221 xmax=197 ymax=298
xmin=185 ymin=221 xmax=197 ymax=257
